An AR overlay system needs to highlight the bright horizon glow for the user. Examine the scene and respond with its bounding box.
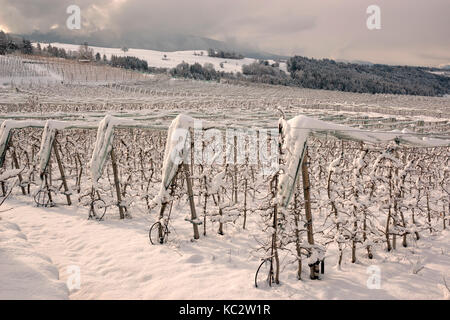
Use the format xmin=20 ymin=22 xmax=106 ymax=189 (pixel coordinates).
xmin=0 ymin=24 xmax=9 ymax=33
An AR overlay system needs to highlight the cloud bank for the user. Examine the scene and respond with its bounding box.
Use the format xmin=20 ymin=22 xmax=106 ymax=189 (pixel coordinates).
xmin=0 ymin=0 xmax=448 ymax=66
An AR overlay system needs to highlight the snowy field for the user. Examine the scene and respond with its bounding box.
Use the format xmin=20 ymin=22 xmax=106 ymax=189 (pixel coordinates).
xmin=38 ymin=42 xmax=287 ymax=74
xmin=1 ymin=199 xmax=449 ymax=300
xmin=0 ymin=55 xmax=449 ymax=300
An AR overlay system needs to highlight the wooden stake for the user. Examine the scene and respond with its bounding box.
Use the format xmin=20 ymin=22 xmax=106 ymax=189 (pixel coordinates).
xmin=110 ymin=147 xmax=125 ymax=219
xmin=52 ymin=137 xmax=71 ymax=205
xmin=301 ymin=147 xmax=317 ymax=279
xmin=233 ymin=135 xmax=238 ymax=203
xmin=183 ymin=163 xmax=200 ymax=240
xmin=10 ymin=148 xmax=26 ymax=195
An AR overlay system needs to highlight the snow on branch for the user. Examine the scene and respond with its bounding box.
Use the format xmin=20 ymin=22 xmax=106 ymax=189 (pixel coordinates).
xmin=0 ymin=120 xmax=44 ymax=168
xmin=277 ymin=114 xmax=450 ymax=208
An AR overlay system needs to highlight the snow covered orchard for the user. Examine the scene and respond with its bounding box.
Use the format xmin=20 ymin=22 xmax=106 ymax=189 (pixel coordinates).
xmin=0 ymin=113 xmax=449 ymax=288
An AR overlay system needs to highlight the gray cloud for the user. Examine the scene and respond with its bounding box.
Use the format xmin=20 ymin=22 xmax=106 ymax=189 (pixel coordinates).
xmin=0 ymin=0 xmax=448 ymax=66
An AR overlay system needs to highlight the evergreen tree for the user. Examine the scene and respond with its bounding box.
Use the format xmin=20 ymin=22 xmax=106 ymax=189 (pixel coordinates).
xmin=21 ymin=39 xmax=33 ymax=54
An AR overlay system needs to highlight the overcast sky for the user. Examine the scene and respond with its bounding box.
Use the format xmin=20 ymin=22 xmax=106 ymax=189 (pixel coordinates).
xmin=0 ymin=0 xmax=449 ymax=66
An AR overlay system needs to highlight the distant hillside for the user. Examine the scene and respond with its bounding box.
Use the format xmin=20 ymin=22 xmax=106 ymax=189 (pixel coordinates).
xmin=4 ymin=30 xmax=449 ymax=96
xmin=18 ymin=30 xmax=288 ymax=61
xmin=287 ymin=56 xmax=450 ymax=96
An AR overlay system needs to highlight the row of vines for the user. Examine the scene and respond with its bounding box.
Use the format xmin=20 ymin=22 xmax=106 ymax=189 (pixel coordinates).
xmin=0 ymin=124 xmax=448 ymax=284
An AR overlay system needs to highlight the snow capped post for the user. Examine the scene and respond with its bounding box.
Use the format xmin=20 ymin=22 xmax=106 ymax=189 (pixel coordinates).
xmin=277 ymin=114 xmax=450 ymax=210
xmin=0 ymin=121 xmax=13 ymax=169
xmin=89 ymin=115 xmax=116 ymax=186
xmin=89 ymin=115 xmax=127 ymax=219
xmin=38 ymin=120 xmax=72 ymax=205
xmin=38 ymin=121 xmax=60 ymax=179
xmin=152 ymin=114 xmax=204 ymax=240
xmin=277 ymin=116 xmax=310 ymax=208
xmin=1 ymin=120 xmax=46 ymax=196
xmin=277 ymin=116 xmax=319 ymax=279
xmin=0 ymin=120 xmax=26 ymax=195
xmin=1 ymin=120 xmax=47 ymax=168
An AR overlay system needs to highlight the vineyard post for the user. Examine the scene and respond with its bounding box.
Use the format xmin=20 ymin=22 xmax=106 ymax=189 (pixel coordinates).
xmin=293 ymin=179 xmax=302 ymax=279
xmin=52 ymin=132 xmax=71 ymax=205
xmin=271 ymin=124 xmax=284 ymax=285
xmin=202 ymin=173 xmax=208 ymax=236
xmin=443 ymin=204 xmax=446 ymax=230
xmin=386 ymin=167 xmax=393 ymax=251
xmin=243 ymin=169 xmax=248 ymax=230
xmin=427 ymin=176 xmax=432 ymax=234
xmin=301 ymin=146 xmax=317 ymax=279
xmin=110 ymin=147 xmax=125 ymax=219
xmin=201 ymin=140 xmax=208 ymax=236
xmin=189 ymin=128 xmax=194 ymax=188
xmin=183 ymin=163 xmax=200 ymax=240
xmin=233 ymin=135 xmax=238 ymax=203
xmin=158 ymin=202 xmax=168 ymax=240
xmin=327 ymin=155 xmax=344 ymax=266
xmin=9 ymin=141 xmax=26 ymax=195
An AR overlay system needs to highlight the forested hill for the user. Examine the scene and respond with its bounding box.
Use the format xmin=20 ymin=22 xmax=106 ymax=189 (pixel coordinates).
xmin=286 ymin=56 xmax=450 ymax=96
xmin=2 ymin=30 xmax=449 ymax=96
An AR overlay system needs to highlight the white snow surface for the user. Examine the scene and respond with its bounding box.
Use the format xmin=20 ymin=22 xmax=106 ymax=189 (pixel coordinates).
xmin=0 ymin=199 xmax=449 ymax=300
xmin=40 ymin=43 xmax=287 ymax=74
xmin=0 ymin=218 xmax=69 ymax=299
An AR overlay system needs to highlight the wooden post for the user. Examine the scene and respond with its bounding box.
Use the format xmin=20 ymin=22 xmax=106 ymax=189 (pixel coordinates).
xmin=1 ymin=181 xmax=6 ymax=196
xmin=110 ymin=147 xmax=125 ymax=219
xmin=443 ymin=204 xmax=447 ymax=230
xmin=271 ymin=200 xmax=280 ymax=285
xmin=233 ymin=135 xmax=238 ymax=203
xmin=301 ymin=147 xmax=317 ymax=279
xmin=293 ymin=187 xmax=302 ymax=280
xmin=158 ymin=202 xmax=168 ymax=242
xmin=190 ymin=128 xmax=195 ymax=189
xmin=52 ymin=138 xmax=71 ymax=205
xmin=386 ymin=167 xmax=393 ymax=251
xmin=183 ymin=163 xmax=200 ymax=240
xmin=10 ymin=148 xmax=26 ymax=195
xmin=270 ymin=126 xmax=282 ymax=285
xmin=243 ymin=178 xmax=247 ymax=229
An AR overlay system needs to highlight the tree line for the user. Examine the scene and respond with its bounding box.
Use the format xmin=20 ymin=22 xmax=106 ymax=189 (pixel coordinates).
xmin=286 ymin=56 xmax=450 ymax=96
xmin=1 ymin=30 xmax=448 ymax=96
xmin=207 ymin=49 xmax=244 ymax=60
xmin=170 ymin=57 xmax=449 ymax=96
xmin=0 ymin=31 xmax=32 ymax=55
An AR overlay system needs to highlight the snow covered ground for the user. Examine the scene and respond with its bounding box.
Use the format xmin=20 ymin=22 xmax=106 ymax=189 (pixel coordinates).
xmin=0 ymin=217 xmax=69 ymax=299
xmin=40 ymin=43 xmax=287 ymax=74
xmin=0 ymin=53 xmax=448 ymax=300
xmin=1 ymin=197 xmax=448 ymax=300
